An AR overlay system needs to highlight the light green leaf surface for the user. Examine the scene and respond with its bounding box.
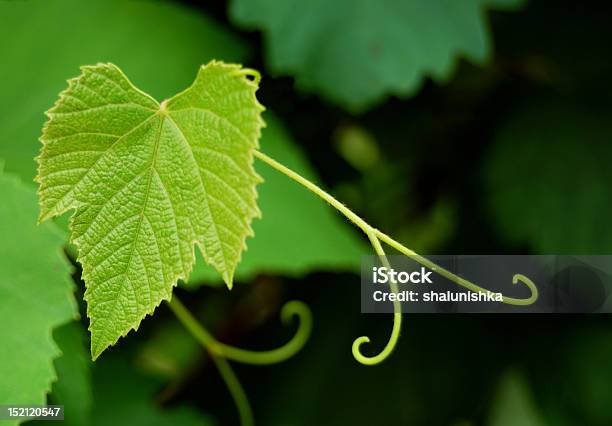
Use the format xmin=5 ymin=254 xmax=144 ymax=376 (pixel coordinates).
xmin=484 ymin=102 xmax=612 ymax=253
xmin=189 ymin=114 xmax=366 ymax=285
xmin=0 ymin=173 xmax=77 ymax=425
xmin=38 ymin=62 xmax=264 ymax=359
xmin=230 ymin=0 xmax=524 ymax=112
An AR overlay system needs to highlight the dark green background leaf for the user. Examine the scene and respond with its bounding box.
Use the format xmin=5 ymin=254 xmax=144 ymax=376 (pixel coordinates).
xmin=48 ymin=322 xmax=93 ymax=426
xmin=230 ymin=0 xmax=524 ymax=111
xmin=484 ymin=102 xmax=612 ymax=253
xmin=0 ymin=173 xmax=77 ymax=425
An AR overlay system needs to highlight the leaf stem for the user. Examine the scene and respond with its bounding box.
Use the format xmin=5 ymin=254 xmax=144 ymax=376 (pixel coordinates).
xmin=209 ymin=354 xmax=254 ymax=426
xmin=253 ymin=149 xmax=539 ymax=364
xmin=252 ymin=150 xmax=371 ymax=231
xmin=167 ymin=297 xmax=254 ymax=426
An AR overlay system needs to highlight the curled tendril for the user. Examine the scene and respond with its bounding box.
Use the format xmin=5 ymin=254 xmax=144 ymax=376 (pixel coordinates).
xmin=511 ymin=274 xmax=539 ymax=305
xmin=167 ymin=297 xmax=312 ymax=365
xmin=350 ymin=230 xmax=540 ymax=365
xmin=212 ymin=300 xmax=312 ymax=365
xmin=374 ymin=229 xmax=539 ymax=306
xmin=352 ymin=312 xmax=402 ymax=366
xmin=236 ymin=68 xmax=262 ymax=85
xmin=352 ymin=229 xmax=402 ymax=365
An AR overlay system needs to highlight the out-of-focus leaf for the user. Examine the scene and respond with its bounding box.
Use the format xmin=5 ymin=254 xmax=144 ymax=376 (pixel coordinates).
xmin=188 ymin=114 xmax=367 ymax=285
xmin=0 ymin=0 xmax=247 ymax=183
xmin=564 ymin=331 xmax=612 ymax=425
xmin=91 ymin=353 xmax=213 ymax=426
xmin=484 ymin=102 xmax=612 ymax=253
xmin=531 ymin=328 xmax=612 ymax=426
xmin=48 ymin=322 xmax=93 ymax=426
xmin=230 ymin=0 xmax=524 ymax=112
xmin=334 ymin=125 xmax=381 ymax=171
xmin=0 ymin=172 xmax=77 ymax=425
xmin=37 ymin=319 xmax=212 ymax=426
xmin=137 ymin=318 xmax=203 ymax=381
xmin=395 ymin=199 xmax=457 ymax=253
xmin=487 ymin=369 xmax=546 ymax=426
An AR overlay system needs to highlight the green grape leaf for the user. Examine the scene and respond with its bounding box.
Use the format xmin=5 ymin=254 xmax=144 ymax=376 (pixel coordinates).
xmin=37 ymin=62 xmax=264 ymax=359
xmin=0 ymin=172 xmax=77 ymax=424
xmin=230 ymin=0 xmax=524 ymax=112
xmin=483 ymin=102 xmax=612 ymax=253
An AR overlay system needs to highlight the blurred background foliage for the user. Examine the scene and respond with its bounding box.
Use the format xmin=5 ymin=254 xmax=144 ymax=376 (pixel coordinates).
xmin=0 ymin=0 xmax=611 ymax=424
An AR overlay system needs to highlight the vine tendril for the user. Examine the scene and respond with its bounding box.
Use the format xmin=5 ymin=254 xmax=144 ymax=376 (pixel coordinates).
xmin=167 ymin=297 xmax=312 ymax=365
xmin=253 ymin=149 xmax=539 ymax=366
xmin=352 ymin=229 xmax=402 ymax=365
xmin=374 ymin=230 xmax=539 ymax=306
